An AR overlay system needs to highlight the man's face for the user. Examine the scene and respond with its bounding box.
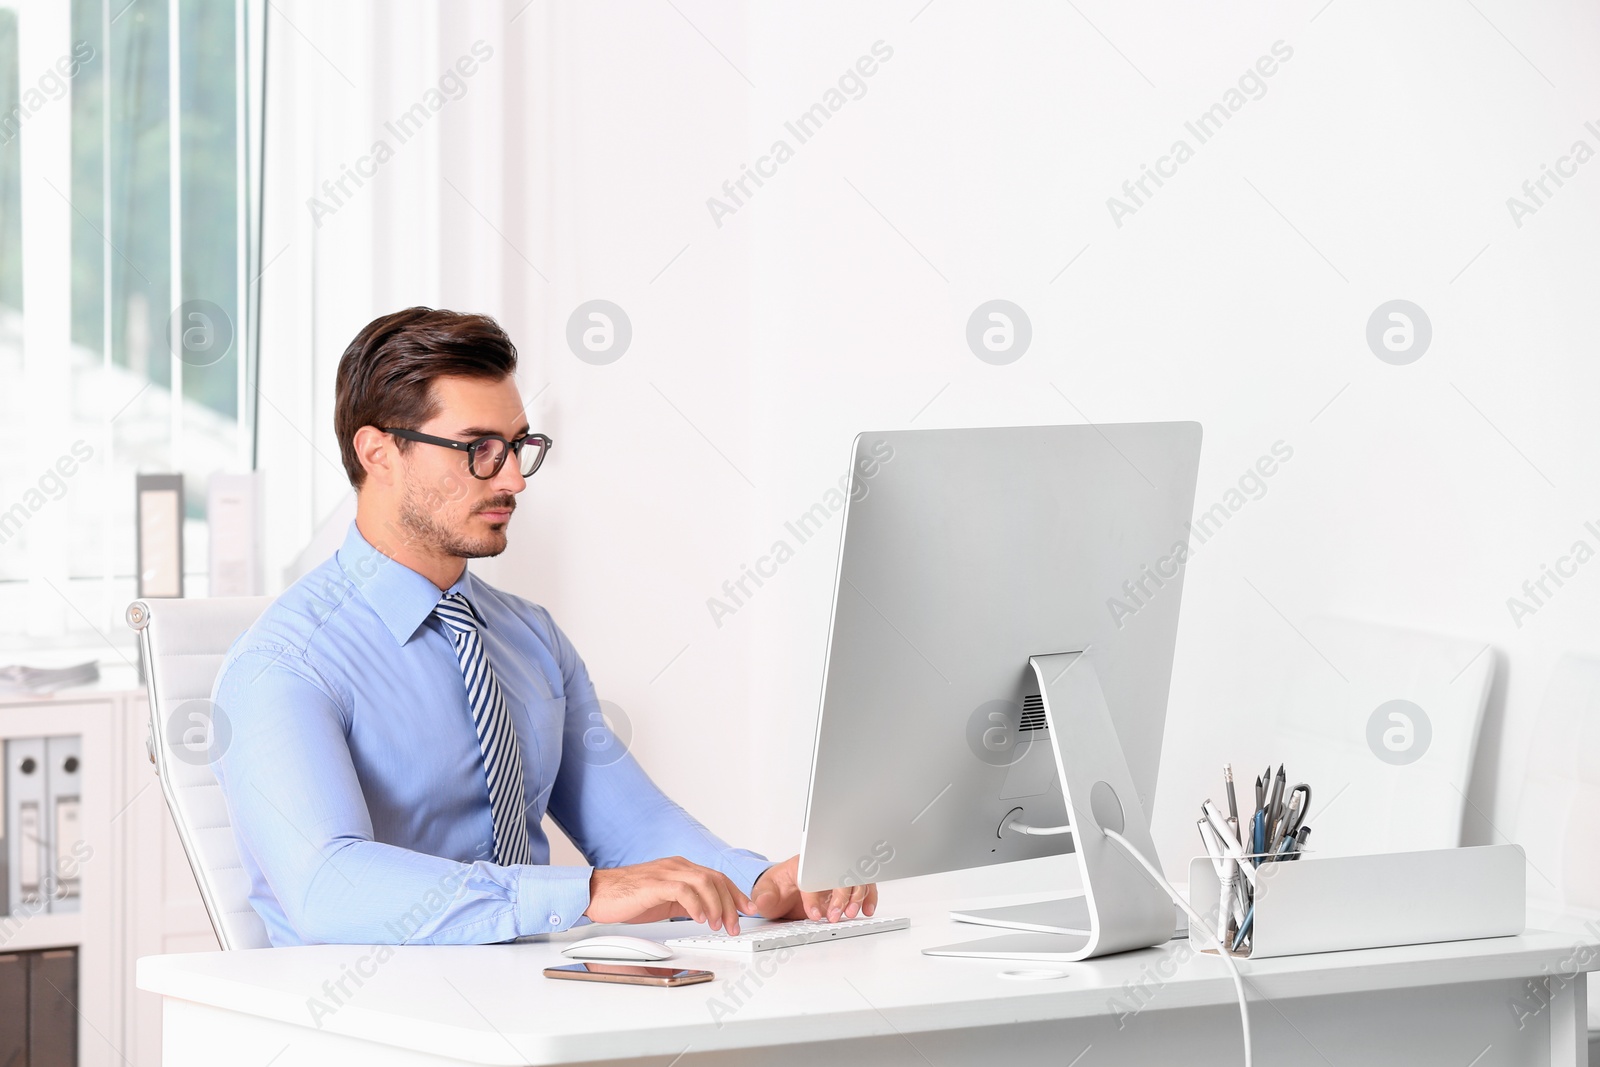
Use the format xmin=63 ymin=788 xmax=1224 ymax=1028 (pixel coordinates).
xmin=394 ymin=374 xmax=530 ymax=560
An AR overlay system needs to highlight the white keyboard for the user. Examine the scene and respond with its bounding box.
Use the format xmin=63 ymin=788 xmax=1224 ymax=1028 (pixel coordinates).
xmin=665 ymin=915 xmax=909 ymax=953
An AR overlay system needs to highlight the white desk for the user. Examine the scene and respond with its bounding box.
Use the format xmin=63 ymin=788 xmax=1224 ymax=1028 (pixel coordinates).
xmin=139 ymin=876 xmax=1595 ymax=1067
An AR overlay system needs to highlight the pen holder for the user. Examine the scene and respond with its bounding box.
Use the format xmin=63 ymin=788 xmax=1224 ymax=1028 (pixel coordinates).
xmin=1187 ymin=844 xmax=1526 ymax=959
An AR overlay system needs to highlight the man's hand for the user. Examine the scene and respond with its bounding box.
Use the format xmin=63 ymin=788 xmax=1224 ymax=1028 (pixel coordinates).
xmin=751 ymin=854 xmax=878 ymax=923
xmin=585 ymin=856 xmax=755 ymax=935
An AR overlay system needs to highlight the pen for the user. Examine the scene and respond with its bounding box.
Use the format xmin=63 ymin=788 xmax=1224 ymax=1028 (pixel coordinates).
xmin=1270 ymin=797 xmax=1294 ymax=853
xmin=1225 ymin=816 xmax=1247 ymax=924
xmin=1266 ymin=765 xmax=1286 ymax=833
xmin=1231 ymin=832 xmax=1299 ymax=954
xmin=1232 ymin=903 xmax=1254 ymax=953
xmin=1290 ymin=825 xmax=1311 ymax=859
xmin=1224 ymin=764 xmax=1238 ymax=823
xmin=1216 ymin=849 xmax=1237 ymax=945
xmin=1284 ymin=784 xmax=1311 ymax=838
xmin=1198 ymin=817 xmax=1226 ymax=877
xmin=1202 ymin=800 xmax=1240 ymax=851
xmin=1273 ymin=792 xmax=1299 ymax=851
xmin=1252 ymin=809 xmax=1266 ymax=866
xmin=1202 ymin=801 xmax=1260 ymax=889
xmin=1202 ymin=817 xmax=1243 ymax=933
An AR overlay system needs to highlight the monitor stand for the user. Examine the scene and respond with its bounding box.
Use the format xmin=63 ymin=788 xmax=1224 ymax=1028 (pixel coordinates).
xmin=949 ymin=892 xmax=1186 ymax=938
xmin=924 ymin=651 xmax=1177 ymax=962
xmin=949 ymin=895 xmax=1095 ymax=934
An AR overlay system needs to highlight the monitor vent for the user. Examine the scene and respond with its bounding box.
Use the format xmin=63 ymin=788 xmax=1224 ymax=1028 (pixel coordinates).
xmin=1019 ymin=694 xmax=1049 ymax=734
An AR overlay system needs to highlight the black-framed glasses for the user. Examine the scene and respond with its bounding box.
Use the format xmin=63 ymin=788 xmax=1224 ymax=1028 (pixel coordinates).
xmin=381 ymin=427 xmax=553 ymax=479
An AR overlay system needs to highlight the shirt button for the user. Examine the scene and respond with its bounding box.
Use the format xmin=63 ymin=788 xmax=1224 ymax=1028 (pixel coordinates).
xmin=549 ymin=913 xmax=561 ymax=927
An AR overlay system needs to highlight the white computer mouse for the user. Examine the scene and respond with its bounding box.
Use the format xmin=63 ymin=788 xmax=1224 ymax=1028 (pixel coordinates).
xmin=561 ymin=935 xmax=675 ymax=962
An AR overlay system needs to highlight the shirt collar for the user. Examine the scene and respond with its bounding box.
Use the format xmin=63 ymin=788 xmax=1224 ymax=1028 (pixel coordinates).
xmin=336 ymin=519 xmax=472 ymax=646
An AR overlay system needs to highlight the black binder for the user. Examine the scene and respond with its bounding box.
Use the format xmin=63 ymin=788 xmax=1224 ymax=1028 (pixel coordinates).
xmin=0 ymin=952 xmax=25 ymax=1064
xmin=29 ymin=948 xmax=77 ymax=1066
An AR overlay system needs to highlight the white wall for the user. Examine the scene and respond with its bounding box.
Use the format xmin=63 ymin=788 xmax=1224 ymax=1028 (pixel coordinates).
xmin=730 ymin=0 xmax=1600 ymax=872
xmin=256 ymin=0 xmax=763 ymax=858
xmin=258 ymin=0 xmax=1600 ymax=878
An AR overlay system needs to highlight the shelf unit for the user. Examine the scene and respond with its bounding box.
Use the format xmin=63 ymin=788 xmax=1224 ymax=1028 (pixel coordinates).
xmin=1 ymin=667 xmax=218 ymax=1066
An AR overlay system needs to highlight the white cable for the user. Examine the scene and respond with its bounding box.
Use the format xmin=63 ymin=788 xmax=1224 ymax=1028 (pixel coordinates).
xmin=1002 ymin=814 xmax=1073 ymax=837
xmin=1103 ymin=828 xmax=1252 ymax=1067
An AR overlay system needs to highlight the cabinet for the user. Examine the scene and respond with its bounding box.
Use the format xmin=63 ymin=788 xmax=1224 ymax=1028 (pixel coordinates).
xmin=0 ymin=667 xmax=217 ymax=1065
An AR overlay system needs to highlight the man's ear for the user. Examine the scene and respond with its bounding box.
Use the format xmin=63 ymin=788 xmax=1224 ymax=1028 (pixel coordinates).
xmin=352 ymin=425 xmax=397 ymax=488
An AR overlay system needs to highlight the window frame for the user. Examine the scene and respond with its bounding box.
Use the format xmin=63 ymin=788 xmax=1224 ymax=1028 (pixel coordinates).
xmin=0 ymin=0 xmax=265 ymax=648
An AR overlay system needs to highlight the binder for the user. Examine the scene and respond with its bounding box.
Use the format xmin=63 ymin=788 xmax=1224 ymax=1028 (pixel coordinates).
xmin=5 ymin=738 xmax=46 ymax=915
xmin=0 ymin=952 xmax=25 ymax=1064
xmin=44 ymin=736 xmax=82 ymax=913
xmin=0 ymin=771 xmax=6 ymax=918
xmin=28 ymin=947 xmax=77 ymax=1066
xmin=136 ymin=472 xmax=185 ymax=598
xmin=208 ymin=470 xmax=264 ymax=596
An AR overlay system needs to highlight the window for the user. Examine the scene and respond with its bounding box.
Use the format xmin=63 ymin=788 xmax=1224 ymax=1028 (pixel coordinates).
xmin=0 ymin=0 xmax=263 ymax=652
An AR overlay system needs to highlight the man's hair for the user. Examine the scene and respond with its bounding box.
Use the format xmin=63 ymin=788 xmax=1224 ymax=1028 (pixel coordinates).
xmin=334 ymin=307 xmax=519 ymax=489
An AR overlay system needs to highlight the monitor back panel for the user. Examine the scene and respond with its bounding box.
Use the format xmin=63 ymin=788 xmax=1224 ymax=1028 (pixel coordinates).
xmin=798 ymin=422 xmax=1202 ymax=891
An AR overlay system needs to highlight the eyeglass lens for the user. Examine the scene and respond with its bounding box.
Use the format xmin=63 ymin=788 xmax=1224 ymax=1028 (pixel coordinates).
xmin=470 ymin=437 xmax=546 ymax=478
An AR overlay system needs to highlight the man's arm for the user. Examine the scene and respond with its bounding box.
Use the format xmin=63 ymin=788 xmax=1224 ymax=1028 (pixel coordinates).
xmin=537 ymin=612 xmax=775 ymax=907
xmin=532 ymin=605 xmax=877 ymax=930
xmin=212 ymin=646 xmax=592 ymax=945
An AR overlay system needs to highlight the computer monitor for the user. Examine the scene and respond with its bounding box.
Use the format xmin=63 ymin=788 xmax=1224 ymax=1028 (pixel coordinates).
xmin=796 ymin=422 xmax=1203 ymax=959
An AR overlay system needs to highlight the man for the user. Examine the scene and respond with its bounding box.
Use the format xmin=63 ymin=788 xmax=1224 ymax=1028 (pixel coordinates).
xmin=212 ymin=307 xmax=876 ymax=946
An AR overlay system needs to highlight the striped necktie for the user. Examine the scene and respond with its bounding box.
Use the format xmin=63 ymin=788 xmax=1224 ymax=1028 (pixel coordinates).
xmin=433 ymin=591 xmax=533 ymax=866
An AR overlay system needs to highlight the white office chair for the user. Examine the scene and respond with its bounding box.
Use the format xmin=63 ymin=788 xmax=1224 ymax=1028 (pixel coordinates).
xmin=1510 ymin=653 xmax=1600 ymax=1060
xmin=127 ymin=596 xmax=275 ymax=951
xmin=1267 ymin=616 xmax=1496 ymax=855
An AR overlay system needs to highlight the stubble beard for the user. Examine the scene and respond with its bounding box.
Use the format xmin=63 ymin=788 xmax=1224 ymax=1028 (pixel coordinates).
xmin=397 ymin=482 xmax=512 ymax=560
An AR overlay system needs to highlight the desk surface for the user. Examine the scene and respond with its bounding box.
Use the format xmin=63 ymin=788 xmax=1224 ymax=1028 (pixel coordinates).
xmin=138 ymin=873 xmax=1600 ymax=1067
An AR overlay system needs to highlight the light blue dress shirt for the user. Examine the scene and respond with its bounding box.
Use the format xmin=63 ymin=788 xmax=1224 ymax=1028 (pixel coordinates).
xmin=211 ymin=520 xmax=774 ymax=947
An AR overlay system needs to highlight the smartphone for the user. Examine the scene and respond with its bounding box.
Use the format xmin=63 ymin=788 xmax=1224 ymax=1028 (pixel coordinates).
xmin=543 ymin=962 xmax=715 ymax=988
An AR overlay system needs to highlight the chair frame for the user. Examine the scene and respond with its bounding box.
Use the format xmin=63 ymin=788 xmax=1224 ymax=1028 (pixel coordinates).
xmin=126 ymin=597 xmax=264 ymax=950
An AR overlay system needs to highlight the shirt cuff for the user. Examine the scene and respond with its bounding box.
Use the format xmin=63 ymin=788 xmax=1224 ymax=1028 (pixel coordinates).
xmin=713 ymin=849 xmax=777 ymax=908
xmin=516 ymin=864 xmax=595 ymax=935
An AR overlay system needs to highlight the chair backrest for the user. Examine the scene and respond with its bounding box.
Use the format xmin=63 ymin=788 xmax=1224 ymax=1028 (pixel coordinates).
xmin=1268 ymin=616 xmax=1496 ymax=856
xmin=1512 ymin=653 xmax=1600 ymax=1033
xmin=1515 ymin=653 xmax=1600 ymax=913
xmin=127 ymin=596 xmax=274 ymax=951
